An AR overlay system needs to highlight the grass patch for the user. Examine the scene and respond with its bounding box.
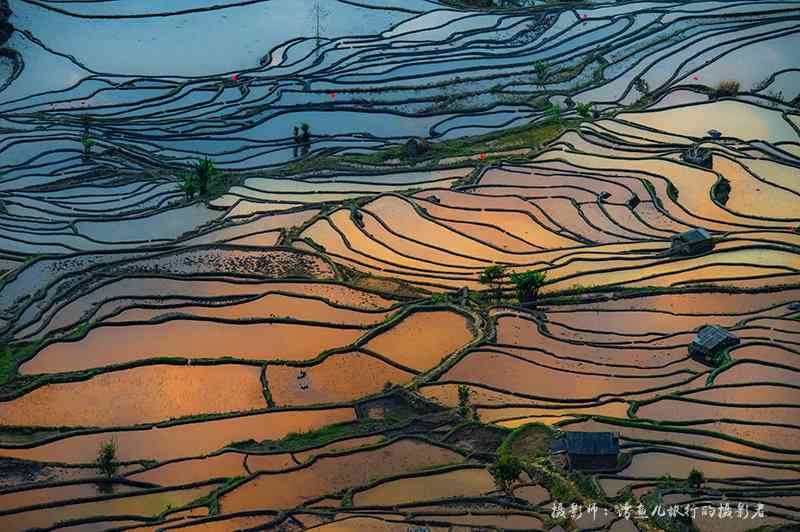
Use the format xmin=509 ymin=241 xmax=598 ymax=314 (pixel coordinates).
xmin=188 ymin=476 xmax=246 ymax=516
xmin=236 ymin=418 xmax=402 ymax=453
xmin=280 ymin=419 xmax=390 ymax=450
xmin=343 ymin=119 xmax=576 ymax=167
xmin=0 ymin=342 xmax=43 ymax=386
xmin=491 ymin=120 xmax=577 ymax=149
xmin=499 ymin=422 xmax=555 ymax=459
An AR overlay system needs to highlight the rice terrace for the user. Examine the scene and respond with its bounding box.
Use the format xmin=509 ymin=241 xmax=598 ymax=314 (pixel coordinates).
xmin=0 ymin=0 xmax=799 ymax=530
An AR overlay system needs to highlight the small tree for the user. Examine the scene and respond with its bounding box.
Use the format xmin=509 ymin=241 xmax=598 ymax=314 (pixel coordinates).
xmin=688 ymin=468 xmax=704 ymax=490
xmin=179 ymin=173 xmax=199 ymax=200
xmin=509 ymin=270 xmax=547 ymax=305
xmin=81 ymin=135 xmax=95 ymax=156
xmin=96 ymin=439 xmax=118 ymax=478
xmin=488 ymin=452 xmax=523 ymax=495
xmin=716 ymin=79 xmax=740 ymax=96
xmin=575 ymin=101 xmax=592 ymax=118
xmin=193 ymin=157 xmax=217 ymax=196
xmin=479 ymin=264 xmax=506 ymax=302
xmin=457 ymin=384 xmax=471 ymax=417
xmin=534 ymin=60 xmax=550 ymax=87
xmin=299 ymin=123 xmax=312 ymax=155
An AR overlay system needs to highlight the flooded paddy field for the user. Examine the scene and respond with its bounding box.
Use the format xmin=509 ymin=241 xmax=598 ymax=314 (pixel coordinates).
xmin=0 ymin=0 xmax=799 ymax=530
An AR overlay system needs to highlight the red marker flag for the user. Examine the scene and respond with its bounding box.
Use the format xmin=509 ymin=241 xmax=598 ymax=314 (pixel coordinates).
xmin=479 ymin=152 xmax=487 ymax=160
xmin=231 ymin=73 xmax=238 ymax=81
xmin=328 ymin=92 xmax=337 ymax=100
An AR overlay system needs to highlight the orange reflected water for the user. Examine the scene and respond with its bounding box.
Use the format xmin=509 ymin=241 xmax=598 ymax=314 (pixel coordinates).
xmin=105 ymin=292 xmax=390 ymax=327
xmin=0 ymin=365 xmax=266 ymax=427
xmin=0 ymin=485 xmax=216 ymax=531
xmin=0 ymin=408 xmax=356 ymax=463
xmin=220 ymin=439 xmax=463 ymax=512
xmin=364 ymin=310 xmax=474 ymax=372
xmin=441 ymin=350 xmax=690 ymax=401
xmin=22 ymin=322 xmax=365 ymax=374
xmin=128 ymin=452 xmax=249 ymax=486
xmin=352 ymin=467 xmax=495 ymax=506
xmin=268 ymin=351 xmax=414 ymax=406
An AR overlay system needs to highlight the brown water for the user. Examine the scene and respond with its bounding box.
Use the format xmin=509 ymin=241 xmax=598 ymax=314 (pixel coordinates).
xmin=364 ymin=310 xmax=474 ymax=371
xmin=220 ymin=439 xmax=464 ymax=512
xmin=600 ymin=451 xmax=799 ymax=497
xmin=106 ymin=292 xmax=390 ymax=326
xmin=329 ymin=205 xmax=490 ymax=270
xmin=0 ymin=482 xmax=139 ymax=512
xmin=293 ymin=435 xmax=385 ymax=463
xmin=128 ymin=452 xmax=248 ymax=486
xmin=180 ymin=209 xmax=319 ymax=246
xmin=0 ymin=485 xmax=216 ymax=531
xmin=22 ymin=322 xmax=365 ymax=374
xmin=0 ymin=408 xmax=356 ymax=463
xmin=352 ymin=467 xmax=496 ymax=506
xmin=716 ymin=361 xmax=800 ymax=387
xmin=567 ymin=419 xmax=799 ymax=461
xmin=622 ymin=101 xmax=798 ymax=145
xmin=305 ymin=516 xmax=448 ymax=531
xmin=268 ymin=351 xmax=414 ymax=406
xmin=442 ymin=349 xmax=692 ymax=402
xmin=0 ymin=365 xmax=266 ymax=427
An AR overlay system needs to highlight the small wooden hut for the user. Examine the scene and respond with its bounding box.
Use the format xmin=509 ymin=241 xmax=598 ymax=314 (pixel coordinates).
xmin=552 ymin=432 xmax=620 ymax=471
xmin=689 ymin=325 xmax=740 ymax=364
xmin=671 ymin=228 xmax=713 ymax=256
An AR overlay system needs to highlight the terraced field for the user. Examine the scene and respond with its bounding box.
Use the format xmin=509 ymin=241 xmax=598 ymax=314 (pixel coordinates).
xmin=0 ymin=0 xmax=799 ymax=531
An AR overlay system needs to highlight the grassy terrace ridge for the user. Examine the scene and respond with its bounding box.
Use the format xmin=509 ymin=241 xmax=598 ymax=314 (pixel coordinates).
xmin=440 ymin=0 xmax=588 ymax=11
xmin=232 ymin=417 xmax=405 ymax=453
xmin=340 ymin=118 xmax=579 ymax=167
xmin=0 ymin=342 xmax=42 ymax=387
xmin=136 ymin=116 xmax=579 ymax=196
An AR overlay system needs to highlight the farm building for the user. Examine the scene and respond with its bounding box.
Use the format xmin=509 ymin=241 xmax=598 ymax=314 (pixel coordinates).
xmin=681 ymin=143 xmax=713 ymax=168
xmin=689 ymin=325 xmax=740 ymax=364
xmin=551 ymin=431 xmax=620 ymax=471
xmin=671 ymin=228 xmax=713 ymax=256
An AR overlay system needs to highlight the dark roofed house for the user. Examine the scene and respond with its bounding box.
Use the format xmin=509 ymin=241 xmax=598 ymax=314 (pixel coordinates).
xmin=681 ymin=143 xmax=713 ymax=169
xmin=551 ymin=432 xmax=619 ymax=471
xmin=689 ymin=325 xmax=740 ymax=365
xmin=671 ymin=228 xmax=713 ymax=256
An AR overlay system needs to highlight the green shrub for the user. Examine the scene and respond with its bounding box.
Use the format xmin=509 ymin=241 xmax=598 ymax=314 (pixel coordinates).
xmin=575 ymin=101 xmax=592 ymax=118
xmin=178 ymin=173 xmax=199 ymax=199
xmin=479 ymin=265 xmax=506 ymax=302
xmin=488 ymin=452 xmax=524 ymax=494
xmin=457 ymin=384 xmax=471 ymax=417
xmin=96 ymin=439 xmax=118 ymax=478
xmin=716 ymin=79 xmax=740 ymax=96
xmin=545 ymin=103 xmax=562 ymax=125
xmin=193 ymin=157 xmax=217 ymax=196
xmin=688 ymin=468 xmax=704 ymax=490
xmin=510 ymin=270 xmax=547 ymax=304
xmin=534 ymin=60 xmax=551 ymax=88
